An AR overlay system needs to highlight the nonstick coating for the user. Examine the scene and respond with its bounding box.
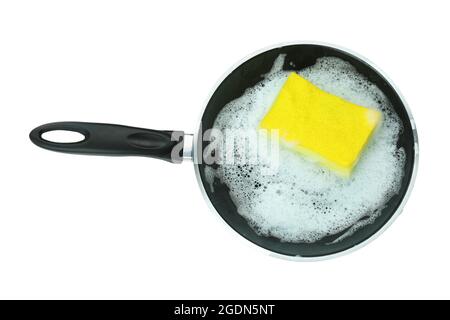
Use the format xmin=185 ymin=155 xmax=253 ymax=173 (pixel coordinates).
xmin=196 ymin=44 xmax=417 ymax=258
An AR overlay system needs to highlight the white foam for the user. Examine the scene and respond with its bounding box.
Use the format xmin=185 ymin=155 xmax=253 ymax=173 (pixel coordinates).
xmin=205 ymin=55 xmax=405 ymax=243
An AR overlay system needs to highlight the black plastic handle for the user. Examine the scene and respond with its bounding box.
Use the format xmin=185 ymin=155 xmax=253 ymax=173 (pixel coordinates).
xmin=29 ymin=122 xmax=184 ymax=163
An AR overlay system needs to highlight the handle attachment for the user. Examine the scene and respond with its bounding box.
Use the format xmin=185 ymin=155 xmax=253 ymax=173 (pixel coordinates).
xmin=29 ymin=122 xmax=184 ymax=163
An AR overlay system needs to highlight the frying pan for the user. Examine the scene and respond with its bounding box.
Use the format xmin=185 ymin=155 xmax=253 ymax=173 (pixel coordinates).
xmin=30 ymin=42 xmax=419 ymax=260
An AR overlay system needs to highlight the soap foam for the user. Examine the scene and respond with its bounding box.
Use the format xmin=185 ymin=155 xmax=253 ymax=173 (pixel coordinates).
xmin=205 ymin=55 xmax=405 ymax=243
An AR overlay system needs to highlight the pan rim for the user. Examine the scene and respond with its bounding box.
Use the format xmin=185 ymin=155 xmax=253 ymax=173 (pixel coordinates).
xmin=192 ymin=41 xmax=419 ymax=261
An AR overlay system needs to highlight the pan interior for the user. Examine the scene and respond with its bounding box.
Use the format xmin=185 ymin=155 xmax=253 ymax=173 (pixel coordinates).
xmin=196 ymin=44 xmax=416 ymax=258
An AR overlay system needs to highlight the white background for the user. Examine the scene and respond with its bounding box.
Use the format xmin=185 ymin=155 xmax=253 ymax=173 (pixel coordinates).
xmin=0 ymin=0 xmax=448 ymax=300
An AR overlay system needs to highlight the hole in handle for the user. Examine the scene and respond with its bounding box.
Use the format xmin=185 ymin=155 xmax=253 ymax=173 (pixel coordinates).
xmin=41 ymin=130 xmax=86 ymax=144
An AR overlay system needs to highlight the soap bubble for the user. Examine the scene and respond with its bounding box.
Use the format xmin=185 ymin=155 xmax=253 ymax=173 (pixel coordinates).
xmin=205 ymin=55 xmax=405 ymax=243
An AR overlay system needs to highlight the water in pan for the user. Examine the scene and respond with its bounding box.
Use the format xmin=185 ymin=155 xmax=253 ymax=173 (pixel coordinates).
xmin=205 ymin=55 xmax=405 ymax=243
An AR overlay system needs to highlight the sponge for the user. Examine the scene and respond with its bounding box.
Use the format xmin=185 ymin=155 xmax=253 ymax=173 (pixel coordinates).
xmin=260 ymin=72 xmax=382 ymax=177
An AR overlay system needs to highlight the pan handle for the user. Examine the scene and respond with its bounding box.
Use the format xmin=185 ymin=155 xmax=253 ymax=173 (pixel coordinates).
xmin=29 ymin=122 xmax=184 ymax=163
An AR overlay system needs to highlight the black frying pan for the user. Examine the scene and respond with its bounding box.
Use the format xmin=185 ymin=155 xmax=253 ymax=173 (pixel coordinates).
xmin=30 ymin=42 xmax=418 ymax=259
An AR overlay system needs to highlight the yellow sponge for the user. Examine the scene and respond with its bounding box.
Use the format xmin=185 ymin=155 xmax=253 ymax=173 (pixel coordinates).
xmin=260 ymin=72 xmax=382 ymax=177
